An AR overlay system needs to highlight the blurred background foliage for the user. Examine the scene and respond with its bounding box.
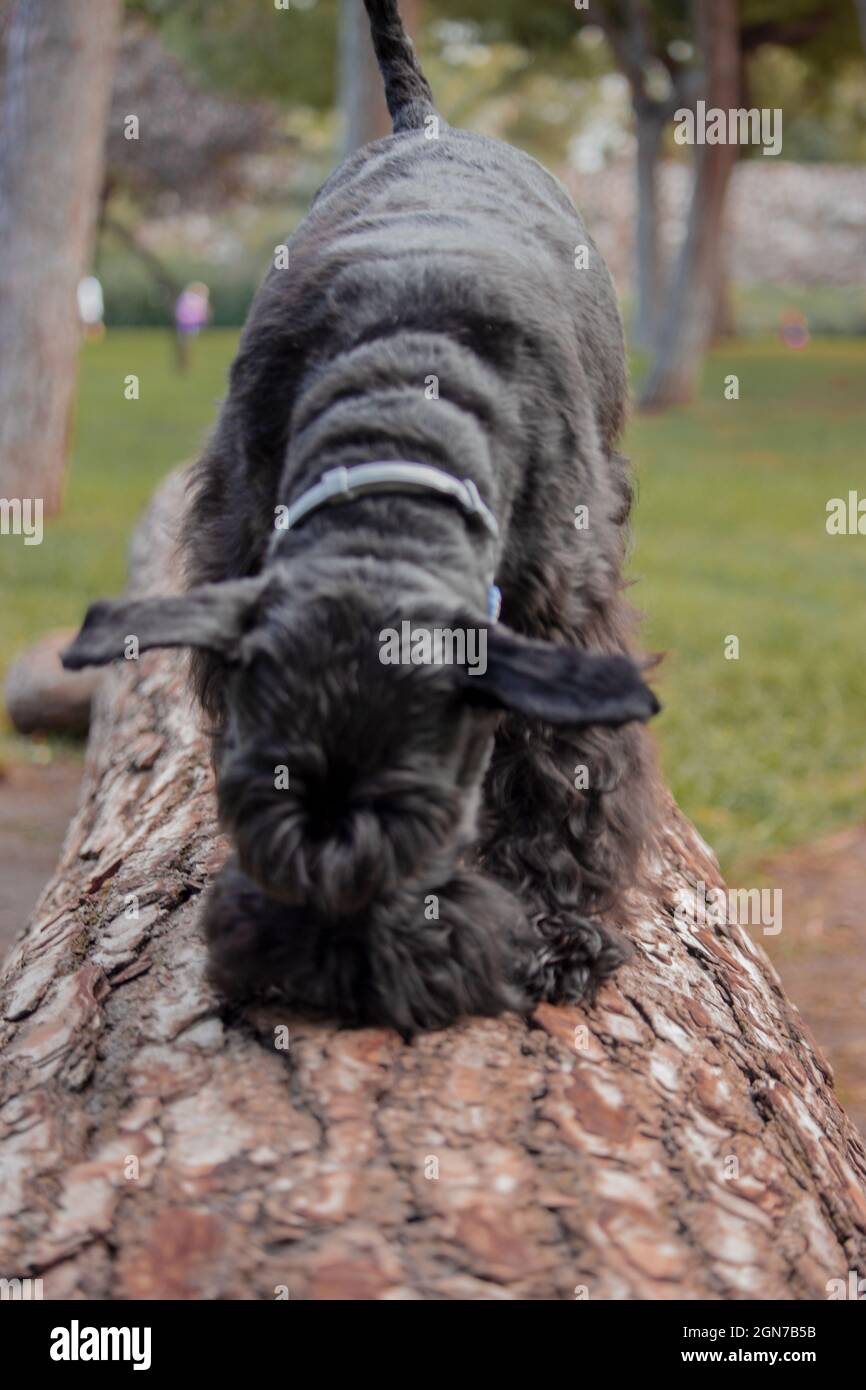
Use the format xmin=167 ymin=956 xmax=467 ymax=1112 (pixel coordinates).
xmin=89 ymin=0 xmax=866 ymax=331
xmin=1 ymin=0 xmax=865 ymax=884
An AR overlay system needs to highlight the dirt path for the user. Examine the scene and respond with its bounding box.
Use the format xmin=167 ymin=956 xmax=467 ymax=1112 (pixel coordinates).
xmin=0 ymin=756 xmax=83 ymax=963
xmin=761 ymin=824 xmax=866 ymax=1139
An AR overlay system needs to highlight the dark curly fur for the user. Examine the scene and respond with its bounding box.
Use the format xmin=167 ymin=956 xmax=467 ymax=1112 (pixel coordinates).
xmin=62 ymin=0 xmax=660 ymax=1035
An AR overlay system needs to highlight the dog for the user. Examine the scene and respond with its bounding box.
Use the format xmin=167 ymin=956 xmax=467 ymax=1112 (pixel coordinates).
xmin=63 ymin=0 xmax=660 ymax=1036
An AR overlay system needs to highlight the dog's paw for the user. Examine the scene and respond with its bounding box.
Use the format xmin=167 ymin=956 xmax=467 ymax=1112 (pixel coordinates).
xmin=201 ymin=856 xmax=531 ymax=1035
xmin=365 ymin=868 xmax=531 ymax=1036
xmin=520 ymin=911 xmax=633 ymax=1006
xmin=201 ymin=858 xmax=306 ymax=1004
xmin=201 ymin=857 xmax=376 ymax=1023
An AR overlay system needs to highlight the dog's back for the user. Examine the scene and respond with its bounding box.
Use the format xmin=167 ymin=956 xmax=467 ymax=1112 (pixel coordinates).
xmin=188 ymin=1 xmax=628 ymax=630
xmin=234 ymin=124 xmax=626 ymax=466
xmin=306 ymin=116 xmax=627 ymax=444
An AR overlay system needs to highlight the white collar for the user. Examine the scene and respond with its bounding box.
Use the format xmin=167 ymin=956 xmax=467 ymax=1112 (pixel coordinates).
xmin=277 ymin=461 xmax=499 ymax=539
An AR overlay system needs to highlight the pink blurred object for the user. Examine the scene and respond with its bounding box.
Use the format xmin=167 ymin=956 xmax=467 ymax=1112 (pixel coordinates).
xmin=779 ymin=309 xmax=810 ymax=351
xmin=175 ymin=281 xmax=211 ymax=335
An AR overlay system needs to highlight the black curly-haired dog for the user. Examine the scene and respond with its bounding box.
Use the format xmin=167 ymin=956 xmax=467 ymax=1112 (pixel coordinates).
xmin=63 ymin=0 xmax=660 ymax=1035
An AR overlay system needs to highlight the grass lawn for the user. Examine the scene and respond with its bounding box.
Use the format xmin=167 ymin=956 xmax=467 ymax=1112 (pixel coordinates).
xmin=630 ymin=339 xmax=866 ymax=876
xmin=3 ymin=329 xmax=864 ymax=879
xmin=0 ymin=329 xmax=236 ymax=766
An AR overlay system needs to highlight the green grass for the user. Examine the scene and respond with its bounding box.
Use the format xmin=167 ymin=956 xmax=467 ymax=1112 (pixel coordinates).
xmin=628 ymin=339 xmax=866 ymax=875
xmin=0 ymin=329 xmax=238 ymax=765
xmin=3 ymin=329 xmax=865 ymax=879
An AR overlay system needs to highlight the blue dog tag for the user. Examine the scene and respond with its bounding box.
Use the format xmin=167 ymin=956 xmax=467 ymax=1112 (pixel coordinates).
xmin=487 ymin=584 xmax=502 ymax=622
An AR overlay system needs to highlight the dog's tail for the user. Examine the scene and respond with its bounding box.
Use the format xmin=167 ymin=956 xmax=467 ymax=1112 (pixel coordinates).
xmin=363 ymin=0 xmax=438 ymax=133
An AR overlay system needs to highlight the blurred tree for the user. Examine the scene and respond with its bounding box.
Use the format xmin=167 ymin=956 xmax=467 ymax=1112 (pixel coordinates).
xmin=339 ymin=0 xmax=390 ymax=153
xmin=432 ymin=1 xmax=688 ymax=346
xmin=435 ymin=1 xmax=863 ymax=389
xmin=338 ymin=0 xmax=421 ymax=153
xmin=640 ymin=0 xmax=740 ymax=409
xmin=127 ymin=0 xmax=337 ymax=109
xmin=571 ymin=0 xmax=863 ymax=355
xmin=640 ymin=0 xmax=863 ymax=406
xmin=128 ymin=0 xmax=421 ymax=155
xmin=574 ymin=3 xmax=701 ymax=351
xmin=741 ymin=0 xmax=859 ymax=61
xmin=106 ymin=25 xmax=275 ymax=210
xmin=96 ymin=23 xmax=278 ymax=341
xmin=744 ymin=1 xmax=866 ymax=163
xmin=0 ymin=0 xmax=122 ymax=515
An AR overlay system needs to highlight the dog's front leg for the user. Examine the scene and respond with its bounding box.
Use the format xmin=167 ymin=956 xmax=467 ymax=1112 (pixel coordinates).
xmin=365 ymin=863 xmax=532 ymax=1035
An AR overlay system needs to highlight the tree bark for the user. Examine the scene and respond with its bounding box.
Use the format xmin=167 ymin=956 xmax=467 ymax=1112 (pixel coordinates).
xmin=591 ymin=2 xmax=664 ymax=353
xmin=0 ymin=0 xmax=121 ymax=514
xmin=2 ymin=470 xmax=866 ymax=1301
xmin=710 ymin=266 xmax=736 ymax=344
xmin=640 ymin=0 xmax=740 ymax=410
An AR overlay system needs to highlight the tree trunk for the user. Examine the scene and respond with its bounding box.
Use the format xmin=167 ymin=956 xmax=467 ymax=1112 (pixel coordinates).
xmin=0 ymin=0 xmax=121 ymax=515
xmin=103 ymin=215 xmax=187 ymax=370
xmin=632 ymin=100 xmax=665 ymax=352
xmin=710 ymin=266 xmax=736 ymax=343
xmin=339 ymin=0 xmax=420 ymax=156
xmin=2 ymin=470 xmax=866 ymax=1300
xmin=640 ymin=0 xmax=739 ymax=410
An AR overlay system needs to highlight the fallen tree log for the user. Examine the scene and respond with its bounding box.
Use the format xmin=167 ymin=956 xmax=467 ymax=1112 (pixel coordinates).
xmin=2 ymin=470 xmax=866 ymax=1301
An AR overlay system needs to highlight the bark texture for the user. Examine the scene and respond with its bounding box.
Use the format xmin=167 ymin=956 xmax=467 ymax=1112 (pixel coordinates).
xmin=0 ymin=0 xmax=121 ymax=512
xmin=2 ymin=471 xmax=866 ymax=1301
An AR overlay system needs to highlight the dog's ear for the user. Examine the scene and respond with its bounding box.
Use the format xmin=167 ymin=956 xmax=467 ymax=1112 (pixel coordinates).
xmin=61 ymin=578 xmax=268 ymax=670
xmin=459 ymin=625 xmax=660 ymax=727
